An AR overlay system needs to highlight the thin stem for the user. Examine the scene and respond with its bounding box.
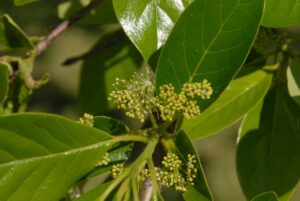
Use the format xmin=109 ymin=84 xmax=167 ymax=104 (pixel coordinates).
xmin=116 ymin=178 xmax=130 ymax=201
xmin=110 ymin=134 xmax=149 ymax=144
xmin=97 ymin=167 xmax=131 ymax=201
xmin=35 ymin=0 xmax=103 ymax=55
xmin=148 ymin=111 xmax=158 ymax=128
xmin=97 ymin=140 xmax=158 ymax=201
xmin=131 ymin=177 xmax=139 ymax=201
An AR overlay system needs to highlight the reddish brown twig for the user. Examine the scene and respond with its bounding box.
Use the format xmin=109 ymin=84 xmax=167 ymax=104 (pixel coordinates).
xmin=35 ymin=0 xmax=103 ymax=55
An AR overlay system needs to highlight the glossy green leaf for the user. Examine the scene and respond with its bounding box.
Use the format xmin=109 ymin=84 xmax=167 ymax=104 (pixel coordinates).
xmin=0 ymin=113 xmax=112 ymax=201
xmin=156 ymin=0 xmax=263 ymax=111
xmin=171 ymin=131 xmax=212 ymax=200
xmin=0 ymin=63 xmax=9 ymax=105
xmin=79 ymin=35 xmax=142 ymax=114
xmin=287 ymin=59 xmax=300 ymax=106
xmin=251 ymin=192 xmax=279 ymax=201
xmin=58 ymin=0 xmax=116 ymax=25
xmin=236 ymin=85 xmax=300 ymax=200
xmin=13 ymin=0 xmax=38 ymax=6
xmin=0 ymin=14 xmax=33 ymax=51
xmin=183 ymin=68 xmax=272 ymax=140
xmin=112 ymin=0 xmax=192 ymax=59
xmin=262 ymin=0 xmax=300 ymax=27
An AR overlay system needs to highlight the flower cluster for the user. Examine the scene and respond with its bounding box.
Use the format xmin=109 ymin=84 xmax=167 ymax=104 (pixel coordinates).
xmin=111 ymin=163 xmax=124 ymax=179
xmin=97 ymin=152 xmax=110 ymax=166
xmin=186 ymin=154 xmax=198 ymax=183
xmin=108 ymin=69 xmax=157 ymax=123
xmin=108 ymin=68 xmax=213 ymax=122
xmin=158 ymin=79 xmax=213 ymax=121
xmin=138 ymin=153 xmax=198 ymax=192
xmin=79 ymin=113 xmax=94 ymax=127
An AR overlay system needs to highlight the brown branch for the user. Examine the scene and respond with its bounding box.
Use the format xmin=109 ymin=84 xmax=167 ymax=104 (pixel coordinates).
xmin=62 ymin=31 xmax=125 ymax=66
xmin=35 ymin=0 xmax=103 ymax=56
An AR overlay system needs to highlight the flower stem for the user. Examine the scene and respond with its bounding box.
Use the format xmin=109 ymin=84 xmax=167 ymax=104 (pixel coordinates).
xmin=110 ymin=135 xmax=149 ymax=144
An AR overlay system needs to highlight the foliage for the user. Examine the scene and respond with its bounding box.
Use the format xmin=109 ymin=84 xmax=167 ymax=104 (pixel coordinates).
xmin=1 ymin=0 xmax=300 ymax=201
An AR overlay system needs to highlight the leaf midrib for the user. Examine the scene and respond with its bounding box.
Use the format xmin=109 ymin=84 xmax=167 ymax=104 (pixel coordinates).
xmin=0 ymin=139 xmax=110 ymax=168
xmin=190 ymin=0 xmax=240 ymax=81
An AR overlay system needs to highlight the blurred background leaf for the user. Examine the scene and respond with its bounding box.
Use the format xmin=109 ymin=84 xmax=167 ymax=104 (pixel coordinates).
xmin=13 ymin=0 xmax=39 ymax=6
xmin=262 ymin=0 xmax=300 ymax=27
xmin=58 ymin=0 xmax=117 ymax=25
xmin=236 ymin=84 xmax=300 ymax=200
xmin=251 ymin=192 xmax=279 ymax=201
xmin=0 ymin=14 xmax=33 ymax=55
xmin=79 ymin=31 xmax=143 ymax=114
xmin=0 ymin=62 xmax=9 ymax=106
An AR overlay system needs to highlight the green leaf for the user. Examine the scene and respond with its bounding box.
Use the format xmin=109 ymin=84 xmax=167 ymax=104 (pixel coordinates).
xmin=262 ymin=0 xmax=300 ymax=27
xmin=85 ymin=142 xmax=132 ymax=179
xmin=79 ymin=35 xmax=142 ymax=114
xmin=0 ymin=113 xmax=112 ymax=201
xmin=58 ymin=0 xmax=116 ymax=25
xmin=0 ymin=63 xmax=9 ymax=105
xmin=182 ymin=68 xmax=272 ymax=140
xmin=156 ymin=0 xmax=263 ymax=111
xmin=93 ymin=116 xmax=128 ymax=135
xmin=84 ymin=116 xmax=132 ymax=180
xmin=239 ymin=99 xmax=263 ymax=139
xmin=236 ymin=85 xmax=300 ymax=200
xmin=73 ymin=182 xmax=112 ymax=201
xmin=183 ymin=187 xmax=210 ymax=201
xmin=13 ymin=0 xmax=38 ymax=6
xmin=0 ymin=14 xmax=33 ymax=51
xmin=112 ymin=0 xmax=193 ymax=59
xmin=251 ymin=192 xmax=279 ymax=201
xmin=287 ymin=59 xmax=300 ymax=106
xmin=172 ymin=131 xmax=212 ymax=200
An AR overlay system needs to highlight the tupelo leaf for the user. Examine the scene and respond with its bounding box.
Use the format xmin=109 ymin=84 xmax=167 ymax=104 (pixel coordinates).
xmin=0 ymin=14 xmax=33 ymax=52
xmin=156 ymin=0 xmax=263 ymax=111
xmin=112 ymin=0 xmax=193 ymax=60
xmin=0 ymin=113 xmax=112 ymax=201
xmin=83 ymin=116 xmax=132 ymax=180
xmin=236 ymin=83 xmax=300 ymax=200
xmin=93 ymin=116 xmax=128 ymax=135
xmin=170 ymin=131 xmax=212 ymax=200
xmin=73 ymin=182 xmax=112 ymax=201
